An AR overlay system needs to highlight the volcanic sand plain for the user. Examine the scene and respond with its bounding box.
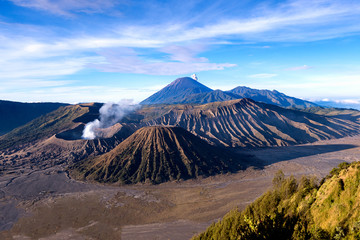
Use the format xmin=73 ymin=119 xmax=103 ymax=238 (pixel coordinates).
xmin=0 ymin=135 xmax=359 ymax=240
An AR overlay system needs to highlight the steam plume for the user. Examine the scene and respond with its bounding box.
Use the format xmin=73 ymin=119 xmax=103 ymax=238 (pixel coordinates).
xmin=82 ymin=100 xmax=137 ymax=140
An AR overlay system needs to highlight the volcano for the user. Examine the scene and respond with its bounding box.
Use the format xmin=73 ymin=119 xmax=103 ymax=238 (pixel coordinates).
xmin=140 ymin=76 xmax=318 ymax=109
xmin=140 ymin=77 xmax=213 ymax=105
xmin=71 ymin=126 xmax=248 ymax=184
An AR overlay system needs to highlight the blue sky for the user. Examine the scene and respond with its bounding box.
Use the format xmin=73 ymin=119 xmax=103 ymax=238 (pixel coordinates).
xmin=0 ymin=0 xmax=360 ymax=108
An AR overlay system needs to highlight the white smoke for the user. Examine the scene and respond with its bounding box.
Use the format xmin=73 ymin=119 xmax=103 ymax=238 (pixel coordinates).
xmin=82 ymin=119 xmax=101 ymax=140
xmin=191 ymin=73 xmax=198 ymax=81
xmin=82 ymin=100 xmax=137 ymax=140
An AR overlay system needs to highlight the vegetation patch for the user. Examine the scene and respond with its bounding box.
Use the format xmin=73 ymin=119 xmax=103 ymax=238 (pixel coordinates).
xmin=193 ymin=162 xmax=360 ymax=240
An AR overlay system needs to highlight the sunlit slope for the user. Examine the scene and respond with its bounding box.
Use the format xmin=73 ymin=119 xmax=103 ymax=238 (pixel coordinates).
xmin=144 ymin=98 xmax=360 ymax=147
xmin=193 ymin=162 xmax=360 ymax=240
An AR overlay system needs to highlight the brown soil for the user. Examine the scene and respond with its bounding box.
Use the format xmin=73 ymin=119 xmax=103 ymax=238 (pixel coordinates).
xmin=0 ymin=135 xmax=359 ymax=240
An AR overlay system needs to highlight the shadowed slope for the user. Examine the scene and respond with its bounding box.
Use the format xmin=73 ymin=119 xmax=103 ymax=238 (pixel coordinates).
xmin=176 ymin=90 xmax=240 ymax=104
xmin=143 ymin=99 xmax=360 ymax=147
xmin=72 ymin=126 xmax=249 ymax=184
xmin=0 ymin=100 xmax=68 ymax=136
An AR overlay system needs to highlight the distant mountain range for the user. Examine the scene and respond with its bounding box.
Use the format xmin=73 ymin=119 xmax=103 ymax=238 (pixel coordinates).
xmin=1 ymin=76 xmax=359 ymax=185
xmin=2 ymin=98 xmax=358 ymax=170
xmin=141 ymin=77 xmax=317 ymax=109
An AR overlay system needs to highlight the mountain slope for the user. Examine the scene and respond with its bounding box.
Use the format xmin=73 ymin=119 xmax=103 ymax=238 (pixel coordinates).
xmin=0 ymin=100 xmax=68 ymax=136
xmin=228 ymin=86 xmax=317 ymax=109
xmin=0 ymin=103 xmax=101 ymax=151
xmin=176 ymin=90 xmax=240 ymax=104
xmin=71 ymin=126 xmax=248 ymax=184
xmin=193 ymin=162 xmax=360 ymax=240
xmin=140 ymin=77 xmax=213 ymax=104
xmin=143 ymin=98 xmax=360 ymax=147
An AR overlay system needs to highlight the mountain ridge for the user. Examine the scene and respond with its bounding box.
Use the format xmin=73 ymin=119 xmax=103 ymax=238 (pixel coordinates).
xmin=0 ymin=100 xmax=68 ymax=136
xmin=140 ymin=76 xmax=318 ymax=109
xmin=143 ymin=98 xmax=360 ymax=147
xmin=227 ymin=86 xmax=316 ymax=109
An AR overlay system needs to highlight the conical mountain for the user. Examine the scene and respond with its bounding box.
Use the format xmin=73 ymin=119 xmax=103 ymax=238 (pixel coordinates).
xmin=71 ymin=126 xmax=248 ymax=184
xmin=140 ymin=77 xmax=213 ymax=105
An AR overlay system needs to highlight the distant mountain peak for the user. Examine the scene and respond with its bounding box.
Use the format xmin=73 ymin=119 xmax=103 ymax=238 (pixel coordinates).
xmin=140 ymin=77 xmax=212 ymax=105
xmin=167 ymin=77 xmax=209 ymax=89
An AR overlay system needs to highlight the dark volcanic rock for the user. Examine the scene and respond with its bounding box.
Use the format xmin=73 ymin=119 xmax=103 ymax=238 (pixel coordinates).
xmin=72 ymin=126 xmax=248 ymax=184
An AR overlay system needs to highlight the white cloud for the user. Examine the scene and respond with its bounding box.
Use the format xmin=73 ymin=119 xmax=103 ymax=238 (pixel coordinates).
xmin=89 ymin=47 xmax=236 ymax=75
xmin=1 ymin=0 xmax=360 ymax=103
xmin=286 ymin=65 xmax=313 ymax=71
xmin=245 ymin=74 xmax=360 ymax=100
xmin=9 ymin=0 xmax=119 ymax=16
xmin=0 ymin=85 xmax=157 ymax=103
xmin=0 ymin=57 xmax=100 ymax=79
xmin=248 ymin=73 xmax=278 ymax=78
xmin=0 ymin=79 xmax=73 ymax=90
xmin=160 ymin=44 xmax=208 ymax=63
xmin=115 ymin=0 xmax=360 ymax=43
xmin=92 ymin=57 xmax=236 ymax=75
xmin=335 ymin=99 xmax=360 ymax=104
xmin=2 ymin=0 xmax=360 ymax=80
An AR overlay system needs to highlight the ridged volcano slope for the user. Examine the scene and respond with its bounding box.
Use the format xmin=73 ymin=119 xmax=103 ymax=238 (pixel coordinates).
xmin=143 ymin=98 xmax=360 ymax=147
xmin=71 ymin=126 xmax=248 ymax=184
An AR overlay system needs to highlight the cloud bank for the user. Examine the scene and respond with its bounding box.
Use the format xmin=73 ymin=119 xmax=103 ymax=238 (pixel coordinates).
xmin=2 ymin=0 xmax=360 ymax=103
